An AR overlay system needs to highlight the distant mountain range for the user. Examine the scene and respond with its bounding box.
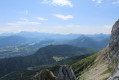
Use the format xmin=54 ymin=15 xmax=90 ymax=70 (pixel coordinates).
xmin=0 ymin=31 xmax=110 ymax=40
xmin=0 ymin=35 xmax=27 ymax=48
xmin=68 ymin=35 xmax=110 ymax=49
xmin=0 ymin=39 xmax=54 ymax=59
xmin=0 ymin=32 xmax=110 ymax=59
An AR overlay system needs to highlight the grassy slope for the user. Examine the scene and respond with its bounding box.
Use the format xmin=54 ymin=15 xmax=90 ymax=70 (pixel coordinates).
xmin=72 ymin=47 xmax=113 ymax=80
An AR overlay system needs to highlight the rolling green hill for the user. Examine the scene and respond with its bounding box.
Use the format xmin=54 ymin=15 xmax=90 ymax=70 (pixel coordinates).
xmin=0 ymin=45 xmax=98 ymax=78
xmin=0 ymin=55 xmax=89 ymax=80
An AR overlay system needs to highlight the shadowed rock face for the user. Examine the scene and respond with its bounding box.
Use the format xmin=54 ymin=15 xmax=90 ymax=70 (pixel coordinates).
xmin=58 ymin=65 xmax=77 ymax=80
xmin=109 ymin=20 xmax=119 ymax=60
xmin=108 ymin=20 xmax=119 ymax=80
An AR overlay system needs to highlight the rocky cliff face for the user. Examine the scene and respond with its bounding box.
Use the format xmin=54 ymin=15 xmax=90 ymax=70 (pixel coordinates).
xmin=34 ymin=65 xmax=77 ymax=80
xmin=108 ymin=20 xmax=119 ymax=80
xmin=58 ymin=65 xmax=77 ymax=80
xmin=109 ymin=19 xmax=119 ymax=60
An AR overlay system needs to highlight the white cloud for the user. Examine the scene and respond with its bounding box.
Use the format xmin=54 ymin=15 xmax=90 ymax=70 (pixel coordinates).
xmin=8 ymin=20 xmax=41 ymax=26
xmin=42 ymin=0 xmax=73 ymax=7
xmin=92 ymin=0 xmax=102 ymax=4
xmin=36 ymin=17 xmax=48 ymax=21
xmin=112 ymin=1 xmax=119 ymax=5
xmin=54 ymin=14 xmax=73 ymax=20
xmin=2 ymin=19 xmax=41 ymax=33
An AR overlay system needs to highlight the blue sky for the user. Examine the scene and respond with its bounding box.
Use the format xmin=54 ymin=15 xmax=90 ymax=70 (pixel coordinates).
xmin=0 ymin=0 xmax=119 ymax=34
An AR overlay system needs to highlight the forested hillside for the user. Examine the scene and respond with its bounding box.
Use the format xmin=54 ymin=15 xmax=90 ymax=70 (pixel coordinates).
xmin=0 ymin=45 xmax=98 ymax=78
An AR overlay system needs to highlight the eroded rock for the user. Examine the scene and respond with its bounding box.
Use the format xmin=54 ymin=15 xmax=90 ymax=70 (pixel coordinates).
xmin=58 ymin=65 xmax=77 ymax=80
xmin=109 ymin=19 xmax=119 ymax=59
xmin=108 ymin=19 xmax=119 ymax=80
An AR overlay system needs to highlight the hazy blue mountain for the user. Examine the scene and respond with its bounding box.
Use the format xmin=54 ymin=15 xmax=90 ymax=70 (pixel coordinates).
xmin=16 ymin=31 xmax=82 ymax=41
xmin=0 ymin=32 xmax=110 ymax=39
xmin=15 ymin=32 xmax=111 ymax=46
xmin=88 ymin=33 xmax=110 ymax=41
xmin=69 ymin=35 xmax=110 ymax=49
xmin=0 ymin=35 xmax=28 ymax=48
xmin=0 ymin=33 xmax=14 ymax=36
xmin=0 ymin=32 xmax=110 ymax=59
xmin=0 ymin=39 xmax=54 ymax=59
xmin=0 ymin=32 xmax=110 ymax=44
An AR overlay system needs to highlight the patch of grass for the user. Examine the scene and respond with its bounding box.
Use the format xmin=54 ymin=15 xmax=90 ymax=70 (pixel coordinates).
xmin=53 ymin=56 xmax=68 ymax=62
xmin=72 ymin=53 xmax=97 ymax=77
xmin=109 ymin=55 xmax=118 ymax=67
xmin=38 ymin=69 xmax=56 ymax=80
xmin=103 ymin=77 xmax=109 ymax=80
xmin=101 ymin=67 xmax=113 ymax=75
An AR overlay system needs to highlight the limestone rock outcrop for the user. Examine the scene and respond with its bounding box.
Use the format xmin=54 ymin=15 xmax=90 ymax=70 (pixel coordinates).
xmin=109 ymin=19 xmax=119 ymax=60
xmin=108 ymin=19 xmax=119 ymax=80
xmin=58 ymin=65 xmax=77 ymax=80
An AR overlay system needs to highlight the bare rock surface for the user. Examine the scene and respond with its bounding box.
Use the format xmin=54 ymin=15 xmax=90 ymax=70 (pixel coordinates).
xmin=58 ymin=65 xmax=77 ymax=80
xmin=108 ymin=19 xmax=119 ymax=80
xmin=109 ymin=19 xmax=119 ymax=59
xmin=108 ymin=64 xmax=119 ymax=80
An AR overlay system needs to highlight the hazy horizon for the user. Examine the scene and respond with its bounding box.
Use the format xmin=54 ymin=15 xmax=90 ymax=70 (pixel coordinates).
xmin=0 ymin=31 xmax=111 ymax=35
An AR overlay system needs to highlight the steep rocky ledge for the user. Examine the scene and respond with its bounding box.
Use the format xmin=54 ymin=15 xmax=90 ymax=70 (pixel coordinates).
xmin=34 ymin=65 xmax=77 ymax=80
xmin=108 ymin=19 xmax=119 ymax=80
xmin=58 ymin=65 xmax=77 ymax=80
xmin=109 ymin=19 xmax=119 ymax=60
